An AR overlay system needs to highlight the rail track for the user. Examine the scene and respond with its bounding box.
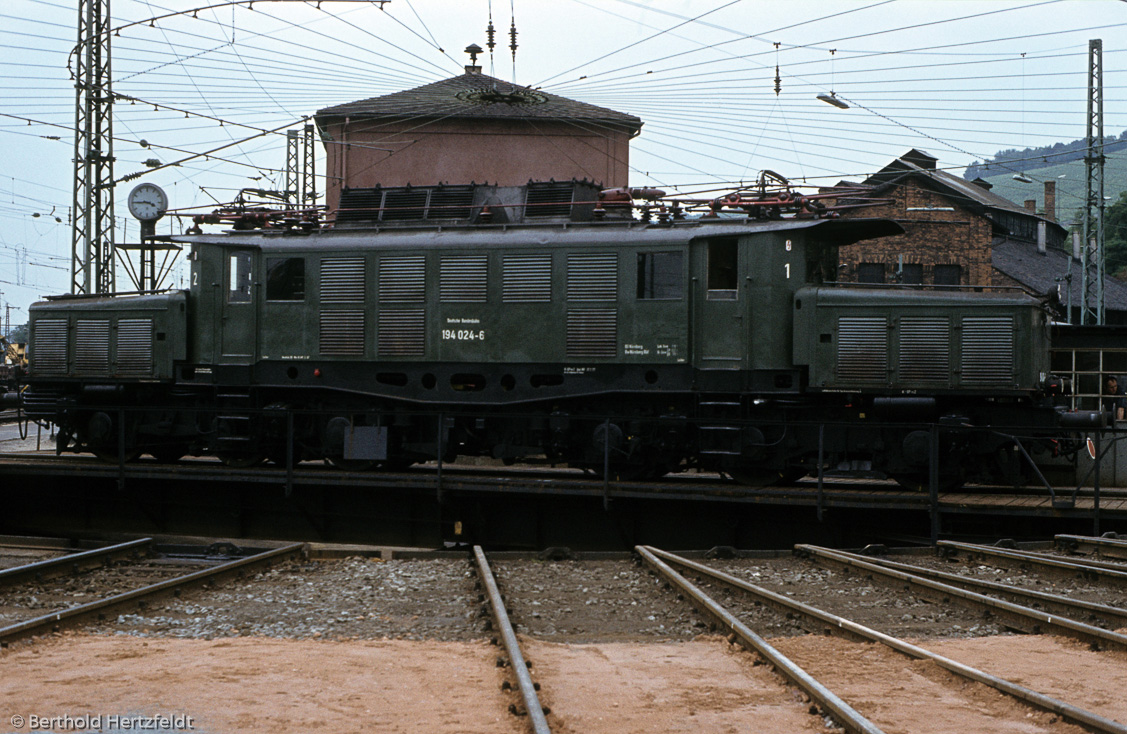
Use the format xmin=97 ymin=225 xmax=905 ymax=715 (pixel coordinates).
xmin=0 ymin=537 xmax=303 ymax=646
xmin=472 ymin=540 xmax=1127 ymax=732
xmin=3 ymin=536 xmax=1126 ymax=731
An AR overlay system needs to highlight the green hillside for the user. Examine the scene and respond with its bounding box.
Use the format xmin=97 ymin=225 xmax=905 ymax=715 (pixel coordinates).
xmin=978 ymin=150 xmax=1127 ymax=225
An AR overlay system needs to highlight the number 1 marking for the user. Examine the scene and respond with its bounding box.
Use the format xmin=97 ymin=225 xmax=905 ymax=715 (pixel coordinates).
xmin=784 ymin=263 xmax=791 ymax=279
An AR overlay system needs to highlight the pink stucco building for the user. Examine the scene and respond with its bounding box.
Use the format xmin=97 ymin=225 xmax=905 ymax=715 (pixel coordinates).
xmin=314 ymin=66 xmax=643 ymax=214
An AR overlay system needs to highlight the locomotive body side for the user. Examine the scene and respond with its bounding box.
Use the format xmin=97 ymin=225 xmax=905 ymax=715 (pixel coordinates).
xmin=15 ymin=211 xmax=1088 ymax=487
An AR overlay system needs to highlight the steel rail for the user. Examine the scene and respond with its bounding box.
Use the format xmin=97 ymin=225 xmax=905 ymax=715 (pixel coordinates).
xmin=0 ymin=538 xmax=152 ymax=589
xmin=1057 ymin=533 xmax=1127 ymax=560
xmin=797 ymin=544 xmax=1127 ymax=652
xmin=937 ymin=540 xmax=1127 ymax=585
xmin=471 ymin=546 xmax=551 ymax=734
xmin=0 ymin=535 xmax=74 ymax=552
xmin=635 ymin=545 xmax=886 ymax=734
xmin=825 ymin=547 xmax=1127 ymax=629
xmin=0 ymin=543 xmax=305 ymax=645
xmin=645 ymin=546 xmax=1127 ymax=734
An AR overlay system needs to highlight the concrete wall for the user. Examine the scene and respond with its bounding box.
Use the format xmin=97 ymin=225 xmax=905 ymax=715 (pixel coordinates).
xmin=319 ymin=117 xmax=633 ymax=213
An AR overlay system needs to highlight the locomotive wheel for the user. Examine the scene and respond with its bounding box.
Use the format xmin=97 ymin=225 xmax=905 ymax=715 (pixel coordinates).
xmin=91 ymin=447 xmax=141 ymax=464
xmin=326 ymin=456 xmax=375 ymax=471
xmin=218 ymin=452 xmax=265 ymax=468
xmin=726 ymin=466 xmax=788 ymax=487
xmin=890 ymin=472 xmax=963 ymax=492
xmin=148 ymin=445 xmax=187 ymax=463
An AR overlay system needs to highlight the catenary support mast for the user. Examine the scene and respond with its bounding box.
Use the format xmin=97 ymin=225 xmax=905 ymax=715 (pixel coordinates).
xmin=1081 ymin=38 xmax=1105 ymax=325
xmin=72 ymin=0 xmax=115 ymax=295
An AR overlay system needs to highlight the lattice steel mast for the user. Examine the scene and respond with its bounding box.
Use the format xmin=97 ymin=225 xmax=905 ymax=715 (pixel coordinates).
xmin=72 ymin=0 xmax=115 ymax=295
xmin=1081 ymin=38 xmax=1105 ymax=325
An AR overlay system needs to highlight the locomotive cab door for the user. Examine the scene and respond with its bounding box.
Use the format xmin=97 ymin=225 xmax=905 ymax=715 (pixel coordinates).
xmin=694 ymin=237 xmax=746 ymax=372
xmin=219 ymin=249 xmax=257 ymax=364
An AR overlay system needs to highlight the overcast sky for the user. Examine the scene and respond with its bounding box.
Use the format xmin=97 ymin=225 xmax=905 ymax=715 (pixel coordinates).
xmin=0 ymin=0 xmax=1124 ymax=319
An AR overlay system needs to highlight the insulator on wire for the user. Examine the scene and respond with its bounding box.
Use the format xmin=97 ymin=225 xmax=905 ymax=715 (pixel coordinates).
xmin=774 ymin=65 xmax=781 ymax=96
xmin=509 ymin=19 xmax=518 ymax=60
xmin=486 ymin=20 xmax=496 ymax=51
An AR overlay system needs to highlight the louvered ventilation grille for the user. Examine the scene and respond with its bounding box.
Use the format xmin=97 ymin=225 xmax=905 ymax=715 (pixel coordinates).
xmin=319 ymin=310 xmax=365 ymax=356
xmin=836 ymin=317 xmax=888 ymax=382
xmin=526 ymin=182 xmax=574 ymax=218
xmin=32 ymin=319 xmax=67 ymax=374
xmin=567 ymin=254 xmax=617 ymax=301
xmin=567 ymin=309 xmax=617 ymax=358
xmin=379 ymin=309 xmax=425 ymax=356
xmin=503 ymin=255 xmax=552 ymax=303
xmin=440 ymin=255 xmax=488 ymax=303
xmin=321 ymin=257 xmax=366 ymax=303
xmin=336 ymin=188 xmax=383 ymax=223
xmin=428 ymin=187 xmax=475 ymax=219
xmin=898 ymin=317 xmax=949 ymax=382
xmin=116 ymin=319 xmax=153 ymax=375
xmin=379 ymin=256 xmax=426 ymax=302
xmin=961 ymin=316 xmax=1014 ymax=385
xmin=381 ymin=189 xmax=428 ymax=221
xmin=74 ymin=320 xmax=110 ymax=373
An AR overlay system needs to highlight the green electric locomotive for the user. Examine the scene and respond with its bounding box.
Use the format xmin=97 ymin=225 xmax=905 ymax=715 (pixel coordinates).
xmin=15 ymin=180 xmax=1087 ymax=487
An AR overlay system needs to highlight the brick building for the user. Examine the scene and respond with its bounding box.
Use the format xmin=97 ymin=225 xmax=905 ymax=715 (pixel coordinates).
xmin=835 ymin=149 xmax=1127 ymax=323
xmin=836 ymin=149 xmax=1067 ymax=287
xmin=314 ymin=65 xmax=642 ymax=214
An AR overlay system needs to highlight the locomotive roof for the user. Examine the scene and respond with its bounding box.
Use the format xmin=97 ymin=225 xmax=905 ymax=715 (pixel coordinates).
xmin=173 ymin=217 xmax=903 ymax=251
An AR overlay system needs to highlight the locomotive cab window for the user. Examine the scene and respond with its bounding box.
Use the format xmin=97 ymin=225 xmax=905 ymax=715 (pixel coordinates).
xmin=227 ymin=251 xmax=253 ymax=303
xmin=706 ymin=238 xmax=738 ymax=299
xmin=637 ymin=251 xmax=683 ymax=300
xmin=266 ymin=257 xmax=305 ymax=301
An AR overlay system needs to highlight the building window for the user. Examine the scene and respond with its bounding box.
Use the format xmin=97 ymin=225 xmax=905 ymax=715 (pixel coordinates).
xmin=637 ymin=251 xmax=683 ymax=300
xmin=899 ymin=263 xmax=923 ymax=285
xmin=934 ymin=264 xmax=962 ymax=286
xmin=857 ymin=262 xmax=885 ymax=284
xmin=266 ymin=257 xmax=305 ymax=301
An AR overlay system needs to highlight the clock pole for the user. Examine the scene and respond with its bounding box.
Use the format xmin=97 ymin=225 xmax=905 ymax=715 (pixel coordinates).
xmin=122 ymin=183 xmax=178 ymax=293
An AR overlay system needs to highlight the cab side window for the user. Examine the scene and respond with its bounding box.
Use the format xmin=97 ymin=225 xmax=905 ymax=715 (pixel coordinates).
xmin=706 ymin=238 xmax=738 ymax=299
xmin=266 ymin=257 xmax=305 ymax=301
xmin=227 ymin=252 xmax=253 ymax=303
xmin=637 ymin=251 xmax=683 ymax=300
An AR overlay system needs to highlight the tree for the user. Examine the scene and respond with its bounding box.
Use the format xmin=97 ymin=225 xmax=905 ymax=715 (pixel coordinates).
xmin=1108 ymin=191 xmax=1127 ymax=280
xmin=5 ymin=322 xmax=27 ymax=344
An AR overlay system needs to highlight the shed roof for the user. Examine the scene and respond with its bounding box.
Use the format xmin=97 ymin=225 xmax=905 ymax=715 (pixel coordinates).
xmin=316 ymin=71 xmax=643 ymax=132
xmin=867 ymin=150 xmax=1053 ymax=220
xmin=992 ymin=237 xmax=1127 ymax=312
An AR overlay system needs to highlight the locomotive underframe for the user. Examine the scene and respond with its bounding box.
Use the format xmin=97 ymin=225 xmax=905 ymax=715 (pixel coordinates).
xmin=24 ymin=368 xmax=1071 ymax=490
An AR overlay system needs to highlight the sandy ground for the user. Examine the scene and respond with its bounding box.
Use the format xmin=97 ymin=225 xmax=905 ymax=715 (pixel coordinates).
xmin=0 ymin=635 xmax=522 ymax=734
xmin=4 ymin=632 xmax=1127 ymax=734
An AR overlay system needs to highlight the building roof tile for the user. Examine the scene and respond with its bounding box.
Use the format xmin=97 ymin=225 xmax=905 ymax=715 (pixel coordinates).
xmin=315 ymin=71 xmax=643 ymax=131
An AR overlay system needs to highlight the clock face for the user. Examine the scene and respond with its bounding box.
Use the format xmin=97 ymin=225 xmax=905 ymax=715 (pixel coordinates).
xmin=127 ymin=183 xmax=168 ymax=221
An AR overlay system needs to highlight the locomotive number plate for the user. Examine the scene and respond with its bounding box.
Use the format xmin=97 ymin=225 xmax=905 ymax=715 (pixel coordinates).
xmin=442 ymin=329 xmax=485 ymax=341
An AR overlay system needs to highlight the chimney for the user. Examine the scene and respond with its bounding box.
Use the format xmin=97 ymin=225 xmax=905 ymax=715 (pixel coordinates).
xmin=1037 ymin=221 xmax=1046 ymax=254
xmin=464 ymin=43 xmax=483 ymax=74
xmin=1044 ymin=180 xmax=1056 ymax=222
xmin=1024 ymin=199 xmax=1037 ymax=212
